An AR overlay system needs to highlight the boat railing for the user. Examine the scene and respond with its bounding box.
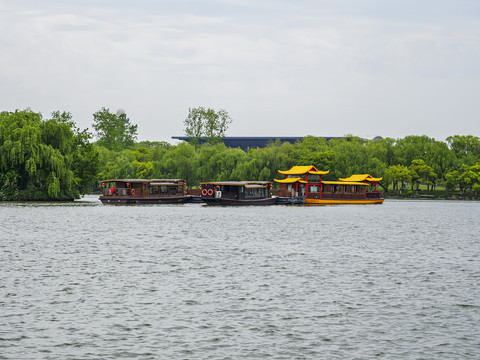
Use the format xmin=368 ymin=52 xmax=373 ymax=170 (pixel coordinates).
xmin=103 ymin=188 xmax=114 ymax=196
xmin=307 ymin=193 xmax=367 ymax=200
xmin=103 ymin=187 xmax=136 ymax=196
xmin=366 ymin=192 xmax=384 ymax=199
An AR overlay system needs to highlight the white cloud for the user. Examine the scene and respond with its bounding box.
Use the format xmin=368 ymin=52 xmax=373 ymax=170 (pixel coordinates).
xmin=1 ymin=0 xmax=479 ymax=142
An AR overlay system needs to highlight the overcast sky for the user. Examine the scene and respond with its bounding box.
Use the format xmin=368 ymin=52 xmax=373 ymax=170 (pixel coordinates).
xmin=1 ymin=0 xmax=479 ymax=143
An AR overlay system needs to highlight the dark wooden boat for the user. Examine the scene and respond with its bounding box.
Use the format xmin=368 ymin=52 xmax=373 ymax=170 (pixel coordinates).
xmin=199 ymin=181 xmax=277 ymax=205
xmin=99 ymin=179 xmax=193 ymax=204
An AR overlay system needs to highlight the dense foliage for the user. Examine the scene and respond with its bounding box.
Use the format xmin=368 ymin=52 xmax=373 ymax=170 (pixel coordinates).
xmin=0 ymin=109 xmax=99 ymax=200
xmin=92 ymin=108 xmax=138 ymax=151
xmin=96 ymin=135 xmax=480 ymax=196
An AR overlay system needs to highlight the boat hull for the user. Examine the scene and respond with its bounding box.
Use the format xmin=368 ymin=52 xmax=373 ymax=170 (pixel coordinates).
xmin=100 ymin=195 xmax=193 ymax=204
xmin=276 ymin=197 xmax=305 ymax=205
xmin=305 ymin=198 xmax=384 ymax=205
xmin=201 ymin=197 xmax=278 ymax=205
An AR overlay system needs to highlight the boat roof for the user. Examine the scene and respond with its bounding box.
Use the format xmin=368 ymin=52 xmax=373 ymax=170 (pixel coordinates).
xmin=150 ymin=179 xmax=185 ymax=183
xmin=100 ymin=179 xmax=185 ymax=184
xmin=200 ymin=181 xmax=271 ymax=186
xmin=339 ymin=174 xmax=382 ymax=182
xmin=278 ymin=165 xmax=329 ymax=175
xmin=275 ymin=178 xmax=368 ymax=185
xmin=100 ymin=179 xmax=150 ymax=183
xmin=245 ymin=184 xmax=269 ymax=188
xmin=150 ymin=182 xmax=182 ymax=186
xmin=274 ymin=177 xmax=307 ymax=184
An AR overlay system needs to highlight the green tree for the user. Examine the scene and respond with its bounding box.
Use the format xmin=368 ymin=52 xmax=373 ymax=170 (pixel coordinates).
xmin=409 ymin=159 xmax=437 ymax=191
xmin=152 ymin=143 xmax=197 ymax=185
xmin=383 ymin=165 xmax=412 ymax=192
xmin=0 ymin=109 xmax=98 ymax=200
xmin=446 ymin=135 xmax=480 ymax=166
xmin=394 ymin=135 xmax=435 ymax=166
xmin=471 ymin=163 xmax=480 ymax=195
xmin=366 ymin=137 xmax=396 ymax=167
xmin=427 ymin=140 xmax=456 ymax=182
xmin=329 ymin=137 xmax=370 ymax=178
xmin=184 ymin=107 xmax=232 ymax=144
xmin=456 ymin=163 xmax=480 ymax=196
xmin=293 ymin=136 xmax=333 ymax=171
xmin=92 ymin=108 xmax=138 ymax=151
xmin=445 ymin=170 xmax=459 ymax=194
xmin=51 ymin=111 xmax=99 ymax=195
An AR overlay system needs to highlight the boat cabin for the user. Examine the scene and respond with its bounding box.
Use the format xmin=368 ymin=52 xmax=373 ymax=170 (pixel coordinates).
xmin=100 ymin=179 xmax=187 ymax=197
xmin=274 ymin=166 xmax=329 ymax=198
xmin=200 ymin=181 xmax=272 ymax=201
xmin=309 ymin=180 xmax=371 ymax=200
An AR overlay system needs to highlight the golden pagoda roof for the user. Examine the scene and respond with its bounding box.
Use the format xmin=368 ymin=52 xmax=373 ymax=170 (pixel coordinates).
xmin=278 ymin=166 xmax=329 ymax=175
xmin=339 ymin=174 xmax=382 ymax=182
xmin=274 ymin=177 xmax=308 ymax=184
xmin=275 ymin=178 xmax=368 ymax=185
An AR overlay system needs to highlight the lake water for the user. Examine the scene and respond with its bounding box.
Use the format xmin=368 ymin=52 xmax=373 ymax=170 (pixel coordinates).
xmin=1 ymin=197 xmax=479 ymax=359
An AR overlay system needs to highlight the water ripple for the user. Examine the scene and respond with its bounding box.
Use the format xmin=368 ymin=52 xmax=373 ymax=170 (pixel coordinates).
xmin=0 ymin=198 xmax=479 ymax=358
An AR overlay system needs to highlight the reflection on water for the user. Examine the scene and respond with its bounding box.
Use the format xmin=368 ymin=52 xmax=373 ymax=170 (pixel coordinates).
xmin=1 ymin=197 xmax=479 ymax=359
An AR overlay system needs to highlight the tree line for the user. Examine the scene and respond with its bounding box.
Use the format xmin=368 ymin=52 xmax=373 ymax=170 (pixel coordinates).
xmin=1 ymin=108 xmax=479 ymax=200
xmin=97 ymin=134 xmax=480 ymax=197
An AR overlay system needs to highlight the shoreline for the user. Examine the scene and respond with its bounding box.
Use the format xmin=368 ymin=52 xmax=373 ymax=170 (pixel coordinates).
xmin=384 ymin=193 xmax=480 ymax=201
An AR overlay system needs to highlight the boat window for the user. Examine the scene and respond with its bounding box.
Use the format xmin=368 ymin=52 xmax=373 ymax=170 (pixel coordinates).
xmin=309 ymin=185 xmax=319 ymax=193
xmin=245 ymin=187 xmax=266 ymax=198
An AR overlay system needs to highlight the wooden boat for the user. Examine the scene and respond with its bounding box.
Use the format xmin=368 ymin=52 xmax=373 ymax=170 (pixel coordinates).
xmin=275 ymin=166 xmax=384 ymax=205
xmin=99 ymin=179 xmax=193 ymax=204
xmin=199 ymin=181 xmax=277 ymax=205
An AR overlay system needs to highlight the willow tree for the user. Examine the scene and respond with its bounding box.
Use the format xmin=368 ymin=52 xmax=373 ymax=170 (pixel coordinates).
xmin=0 ymin=109 xmax=98 ymax=200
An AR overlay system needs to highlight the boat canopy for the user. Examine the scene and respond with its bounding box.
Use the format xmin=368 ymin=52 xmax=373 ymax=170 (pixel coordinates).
xmin=100 ymin=179 xmax=186 ymax=186
xmin=245 ymin=184 xmax=269 ymax=189
xmin=100 ymin=179 xmax=149 ymax=183
xmin=339 ymin=174 xmax=382 ymax=182
xmin=200 ymin=181 xmax=271 ymax=186
xmin=151 ymin=179 xmax=185 ymax=183
xmin=278 ymin=166 xmax=329 ymax=175
xmin=150 ymin=182 xmax=180 ymax=186
xmin=274 ymin=177 xmax=308 ymax=184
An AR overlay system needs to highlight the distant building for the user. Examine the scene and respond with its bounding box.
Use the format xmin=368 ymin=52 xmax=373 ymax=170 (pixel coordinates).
xmin=171 ymin=136 xmax=342 ymax=151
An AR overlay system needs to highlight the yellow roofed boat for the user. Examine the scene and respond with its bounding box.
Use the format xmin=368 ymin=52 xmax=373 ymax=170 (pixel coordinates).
xmin=275 ymin=166 xmax=384 ymax=205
